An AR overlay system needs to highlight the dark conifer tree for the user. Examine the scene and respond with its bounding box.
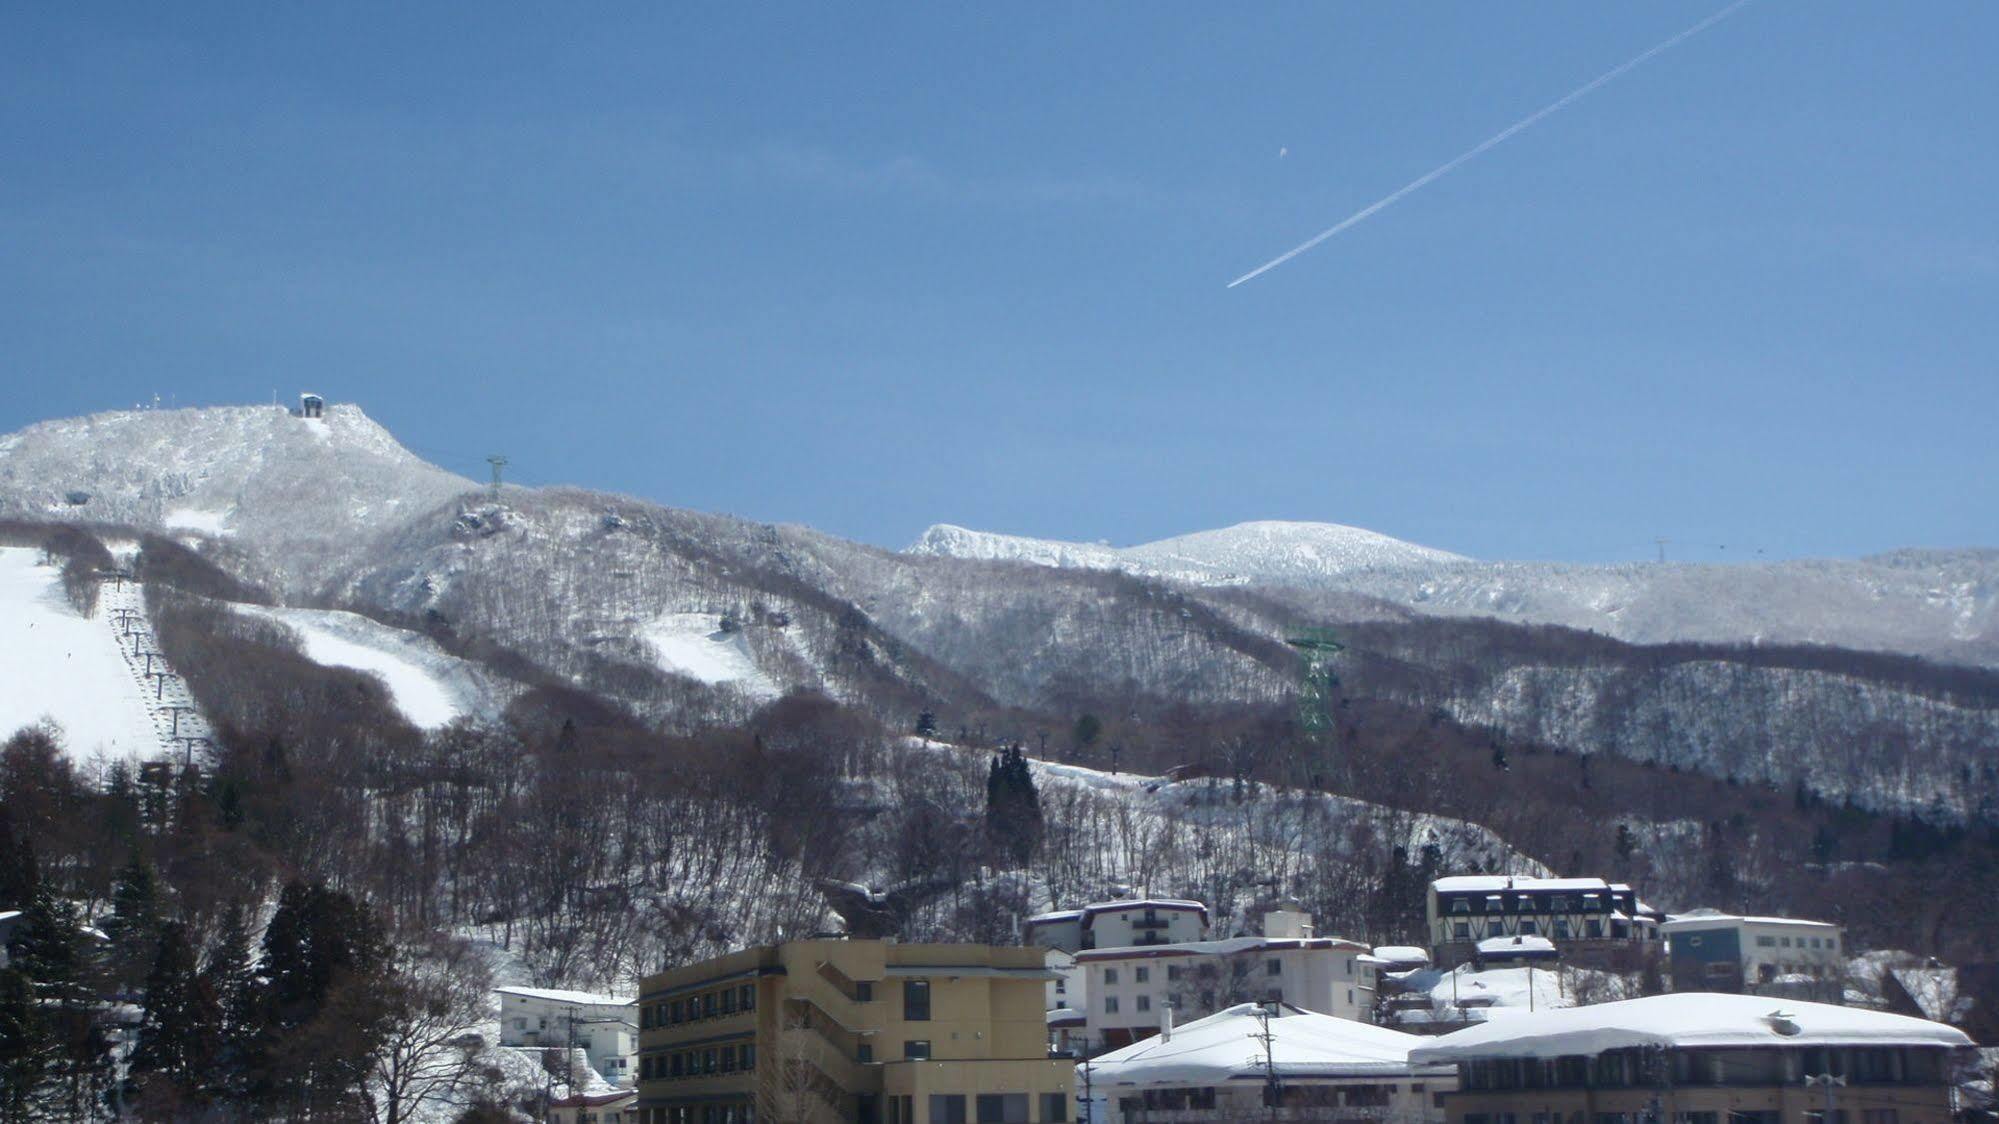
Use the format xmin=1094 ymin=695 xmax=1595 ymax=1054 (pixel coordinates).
xmin=103 ymin=853 xmax=163 ymax=992
xmin=984 ymin=746 xmax=1043 ymax=865
xmin=204 ymin=902 xmax=259 ymax=1102
xmin=0 ymin=966 xmax=49 ymax=1124
xmin=128 ymin=922 xmax=220 ymax=1107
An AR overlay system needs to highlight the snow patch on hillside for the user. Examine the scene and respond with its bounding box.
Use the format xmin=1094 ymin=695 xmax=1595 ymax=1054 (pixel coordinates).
xmin=641 ymin=612 xmax=778 ymax=697
xmin=164 ymin=507 xmax=232 ymax=536
xmin=0 ymin=548 xmax=160 ymax=760
xmin=235 ymin=605 xmax=510 ymax=728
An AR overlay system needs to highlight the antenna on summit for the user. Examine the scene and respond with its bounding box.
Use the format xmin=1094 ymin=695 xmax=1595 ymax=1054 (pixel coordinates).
xmin=1654 ymin=537 xmax=1669 ymax=563
xmin=486 ymin=455 xmax=509 ymax=498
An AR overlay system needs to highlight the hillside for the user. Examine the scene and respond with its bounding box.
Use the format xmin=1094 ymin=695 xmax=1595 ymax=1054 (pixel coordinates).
xmin=912 ymin=523 xmax=1999 ymax=667
xmin=1 ymin=400 xmax=1995 ymax=824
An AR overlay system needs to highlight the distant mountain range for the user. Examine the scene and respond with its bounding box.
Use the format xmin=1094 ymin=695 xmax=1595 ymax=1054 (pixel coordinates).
xmin=3 ymin=400 xmax=1996 ymax=820
xmin=909 ymin=522 xmax=1999 ymax=667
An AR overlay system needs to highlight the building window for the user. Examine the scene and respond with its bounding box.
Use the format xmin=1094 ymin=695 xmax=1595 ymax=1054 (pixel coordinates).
xmin=1586 ymin=919 xmax=1603 ymax=938
xmin=1042 ymin=1093 xmax=1069 ymax=1123
xmin=741 ymin=1043 xmax=755 ymax=1069
xmin=704 ymin=1048 xmax=718 ymax=1074
xmin=703 ymin=993 xmax=716 ymax=1018
xmin=722 ymin=988 xmax=736 ymax=1014
xmin=904 ymin=979 xmax=931 ymax=1022
xmin=1519 ymin=921 xmax=1537 ymax=935
xmin=1135 ymin=967 xmax=1149 ymax=983
xmin=930 ymin=1095 xmax=967 ymax=1124
xmin=856 ymin=981 xmax=873 ymax=1002
xmin=1103 ymin=969 xmax=1119 ymax=985
xmin=976 ymin=1094 xmax=1029 ymax=1124
xmin=1104 ymin=996 xmax=1119 ymax=1014
xmin=858 ymin=1044 xmax=874 ymax=1064
xmin=742 ymin=983 xmax=757 ymax=1009
xmin=1454 ymin=922 xmax=1471 ymax=939
xmin=1266 ymin=959 xmax=1281 ymax=976
xmin=671 ymin=1054 xmax=684 ymax=1077
xmin=1166 ymin=966 xmax=1181 ymax=981
xmin=905 ymin=1040 xmax=931 ymax=1061
xmin=1136 ymin=996 xmax=1150 ymax=1012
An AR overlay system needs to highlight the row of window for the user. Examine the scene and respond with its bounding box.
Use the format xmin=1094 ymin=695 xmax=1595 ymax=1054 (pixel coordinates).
xmin=1461 ymin=1047 xmax=1943 ymax=1092
xmin=1755 ymin=933 xmax=1838 ymax=950
xmin=1451 ymin=918 xmax=1626 ymax=941
xmin=1471 ymin=1113 xmax=1899 ymax=1124
xmin=642 ymin=1101 xmax=753 ymax=1124
xmin=641 ymin=1042 xmax=756 ymax=1081
xmin=1445 ymin=892 xmax=1635 ymax=915
xmin=643 ymin=984 xmax=759 ymax=1029
xmin=886 ymin=1093 xmax=1068 ymax=1124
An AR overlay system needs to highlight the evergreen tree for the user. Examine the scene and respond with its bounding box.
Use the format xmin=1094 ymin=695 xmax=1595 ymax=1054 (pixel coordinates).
xmin=251 ymin=881 xmax=393 ymax=1114
xmin=1613 ymin=824 xmax=1638 ymax=864
xmin=128 ymin=923 xmax=220 ymax=1108
xmin=984 ymin=746 xmax=1043 ymax=865
xmin=0 ymin=967 xmax=51 ymax=1124
xmin=0 ymin=806 xmax=35 ymax=911
xmin=3 ymin=881 xmax=111 ymax=1120
xmin=103 ymin=852 xmax=163 ymax=993
xmin=914 ymin=711 xmax=938 ymax=739
xmin=1072 ymin=713 xmax=1102 ymax=750
xmin=204 ymin=902 xmax=259 ymax=1102
xmin=5 ymin=879 xmax=82 ymax=998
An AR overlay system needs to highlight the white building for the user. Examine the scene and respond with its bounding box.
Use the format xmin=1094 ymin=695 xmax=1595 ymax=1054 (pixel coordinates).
xmin=1427 ymin=876 xmax=1662 ymax=968
xmin=1089 ymin=1002 xmax=1455 ymax=1124
xmin=1025 ymin=898 xmax=1209 ymax=952
xmin=1079 ymin=930 xmax=1378 ymax=1052
xmin=1661 ymin=913 xmax=1844 ymax=999
xmin=1409 ymin=993 xmax=1971 ymax=1124
xmin=495 ymin=985 xmax=639 ymax=1087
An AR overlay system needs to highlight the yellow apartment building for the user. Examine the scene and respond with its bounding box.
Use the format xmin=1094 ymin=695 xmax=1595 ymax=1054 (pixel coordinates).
xmin=636 ymin=939 xmax=1076 ymax=1124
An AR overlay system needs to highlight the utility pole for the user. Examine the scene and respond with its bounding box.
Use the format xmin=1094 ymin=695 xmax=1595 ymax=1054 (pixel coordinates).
xmin=1250 ymin=1005 xmax=1282 ymax=1121
xmin=487 ymin=454 xmax=509 ymax=498
xmin=1655 ymin=537 xmax=1669 ymax=563
xmin=1077 ymin=1059 xmax=1095 ymax=1124
xmin=1805 ymin=1073 xmax=1845 ymax=1124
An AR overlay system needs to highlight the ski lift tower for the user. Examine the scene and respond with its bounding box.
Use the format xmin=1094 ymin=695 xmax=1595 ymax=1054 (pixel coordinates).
xmin=1286 ymin=628 xmax=1344 ymax=786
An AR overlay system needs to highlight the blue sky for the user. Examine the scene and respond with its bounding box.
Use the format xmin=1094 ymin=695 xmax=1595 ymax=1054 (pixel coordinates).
xmin=3 ymin=3 xmax=1993 ymax=562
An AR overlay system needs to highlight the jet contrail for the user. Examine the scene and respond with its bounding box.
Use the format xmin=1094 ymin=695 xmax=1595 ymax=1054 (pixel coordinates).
xmin=1227 ymin=0 xmax=1753 ymax=289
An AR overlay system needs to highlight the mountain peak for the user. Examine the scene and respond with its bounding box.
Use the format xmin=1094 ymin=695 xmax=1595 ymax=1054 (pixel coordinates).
xmin=0 ymin=400 xmax=475 ymax=589
xmin=907 ymin=518 xmax=1467 ymax=583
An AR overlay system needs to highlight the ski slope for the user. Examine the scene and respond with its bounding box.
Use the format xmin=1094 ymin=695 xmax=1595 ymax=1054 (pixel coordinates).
xmin=236 ymin=605 xmax=509 ymax=729
xmin=0 ymin=547 xmax=161 ymax=760
xmin=640 ymin=612 xmax=778 ymax=697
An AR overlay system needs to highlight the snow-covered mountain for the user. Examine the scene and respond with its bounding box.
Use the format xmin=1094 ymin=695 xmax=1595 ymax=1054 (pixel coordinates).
xmin=910 ymin=523 xmax=1999 ymax=667
xmin=0 ymin=403 xmax=474 ymax=590
xmin=4 ymin=399 xmax=1996 ymax=818
xmin=909 ymin=520 xmax=1468 ymax=583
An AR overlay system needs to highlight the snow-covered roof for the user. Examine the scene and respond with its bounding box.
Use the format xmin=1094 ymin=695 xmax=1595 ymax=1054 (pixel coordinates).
xmin=1373 ymin=946 xmax=1431 ymax=964
xmin=1409 ymin=994 xmax=1973 ymax=1062
xmin=495 ymin=984 xmax=635 ymax=1008
xmin=1433 ymin=876 xmax=1613 ymax=894
xmin=1048 ymin=1006 xmax=1086 ymax=1027
xmin=1478 ymin=935 xmax=1556 ymax=954
xmin=1660 ymin=914 xmax=1839 ymax=932
xmin=0 ymin=910 xmax=20 ymax=924
xmin=1025 ymin=909 xmax=1083 ymax=925
xmin=1078 ymin=934 xmax=1367 ymax=963
xmin=1082 ymin=898 xmax=1209 ymax=922
xmin=1092 ymin=1003 xmax=1451 ymax=1087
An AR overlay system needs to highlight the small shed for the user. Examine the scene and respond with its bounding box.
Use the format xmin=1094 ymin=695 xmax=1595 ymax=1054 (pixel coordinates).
xmin=299 ymin=393 xmax=324 ymax=419
xmin=1475 ymin=934 xmax=1559 ymax=968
